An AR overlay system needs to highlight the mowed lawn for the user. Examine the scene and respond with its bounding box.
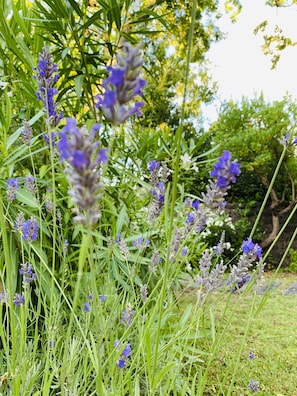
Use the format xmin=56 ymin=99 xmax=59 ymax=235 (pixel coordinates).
xmin=180 ymin=272 xmax=297 ymax=395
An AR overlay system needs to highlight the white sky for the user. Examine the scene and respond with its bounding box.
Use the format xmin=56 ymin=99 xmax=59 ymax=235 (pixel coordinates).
xmin=203 ymin=0 xmax=297 ymax=125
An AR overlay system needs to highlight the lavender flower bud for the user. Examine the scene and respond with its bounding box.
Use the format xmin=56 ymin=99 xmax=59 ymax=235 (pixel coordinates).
xmin=169 ymin=228 xmax=184 ymax=262
xmin=13 ymin=293 xmax=25 ymax=306
xmin=195 ymin=249 xmax=227 ymax=299
xmin=34 ymin=47 xmax=63 ymax=128
xmin=214 ymin=231 xmax=226 ymax=255
xmin=184 ymin=198 xmax=208 ymax=233
xmin=22 ymin=217 xmax=39 ymax=242
xmin=148 ymin=161 xmax=168 ymax=222
xmin=132 ymin=237 xmax=150 ymax=250
xmin=248 ymin=379 xmax=260 ymax=392
xmin=6 ymin=178 xmax=19 ymax=202
xmin=0 ymin=291 xmax=9 ymax=304
xmin=99 ymin=294 xmax=106 ymax=303
xmin=24 ymin=174 xmax=38 ymax=196
xmin=121 ymin=303 xmax=135 ymax=327
xmin=229 ymin=238 xmax=263 ymax=287
xmin=248 ymin=351 xmax=255 ymax=360
xmin=119 ymin=238 xmax=129 ymax=259
xmin=149 ymin=250 xmax=161 ymax=274
xmin=114 ymin=340 xmax=132 ymax=369
xmin=63 ymin=239 xmax=69 ymax=257
xmin=140 ymin=284 xmax=148 ymax=303
xmin=21 ymin=121 xmax=33 ymax=145
xmin=57 ymin=118 xmax=108 ymax=226
xmin=19 ymin=263 xmax=37 ymax=284
xmin=95 ymin=41 xmax=146 ymax=124
xmin=203 ymin=151 xmax=241 ymax=209
xmin=14 ymin=211 xmax=26 ymax=230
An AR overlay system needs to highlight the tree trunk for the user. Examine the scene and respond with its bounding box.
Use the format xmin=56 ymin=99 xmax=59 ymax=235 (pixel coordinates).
xmin=261 ymin=210 xmax=280 ymax=249
xmin=260 ymin=176 xmax=281 ymax=249
xmin=259 ymin=176 xmax=295 ymax=249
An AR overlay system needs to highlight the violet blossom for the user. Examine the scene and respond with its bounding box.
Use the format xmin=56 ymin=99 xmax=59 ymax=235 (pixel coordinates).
xmin=95 ymin=41 xmax=146 ymax=124
xmin=6 ymin=178 xmax=19 ymax=202
xmin=203 ymin=150 xmax=241 ymax=209
xmin=229 ymin=237 xmax=263 ymax=288
xmin=148 ymin=160 xmax=169 ymax=222
xmin=114 ymin=340 xmax=132 ymax=368
xmin=57 ymin=118 xmax=108 ymax=226
xmin=34 ymin=47 xmax=63 ymax=128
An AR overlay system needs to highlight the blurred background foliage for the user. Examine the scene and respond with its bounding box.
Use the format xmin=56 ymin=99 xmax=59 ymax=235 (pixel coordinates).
xmin=209 ymin=95 xmax=297 ymax=202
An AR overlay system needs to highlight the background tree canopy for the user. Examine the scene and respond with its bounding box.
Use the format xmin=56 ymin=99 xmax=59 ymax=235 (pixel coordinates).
xmin=209 ymin=95 xmax=297 ymax=248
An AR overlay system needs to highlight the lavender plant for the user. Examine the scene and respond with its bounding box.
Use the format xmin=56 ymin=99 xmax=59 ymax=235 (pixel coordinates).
xmin=169 ymin=151 xmax=241 ymax=265
xmin=0 ymin=11 xmax=292 ymax=395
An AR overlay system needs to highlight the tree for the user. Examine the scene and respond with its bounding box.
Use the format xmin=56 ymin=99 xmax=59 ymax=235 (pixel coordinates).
xmin=253 ymin=0 xmax=297 ymax=69
xmin=209 ymin=95 xmax=297 ymax=248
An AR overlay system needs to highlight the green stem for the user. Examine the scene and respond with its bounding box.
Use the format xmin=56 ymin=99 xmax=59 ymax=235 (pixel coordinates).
xmin=249 ymin=144 xmax=287 ymax=239
xmin=0 ymin=189 xmax=16 ymax=369
xmin=68 ymin=230 xmax=91 ymax=336
xmin=262 ymin=201 xmax=297 ymax=265
xmin=152 ymin=0 xmax=197 ymax=382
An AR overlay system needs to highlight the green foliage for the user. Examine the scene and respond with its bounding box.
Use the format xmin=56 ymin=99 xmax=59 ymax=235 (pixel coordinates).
xmin=209 ymin=95 xmax=297 ymax=201
xmin=285 ymin=249 xmax=297 ymax=272
xmin=131 ymin=0 xmax=223 ymax=130
xmin=254 ymin=20 xmax=297 ymax=69
xmin=224 ymin=0 xmax=242 ymax=22
xmin=253 ymin=1 xmax=297 ymax=69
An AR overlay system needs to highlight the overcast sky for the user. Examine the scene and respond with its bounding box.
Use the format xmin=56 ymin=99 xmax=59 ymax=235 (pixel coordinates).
xmin=203 ymin=0 xmax=297 ymax=124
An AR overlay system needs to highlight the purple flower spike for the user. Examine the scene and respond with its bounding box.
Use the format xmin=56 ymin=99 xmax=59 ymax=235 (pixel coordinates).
xmin=248 ymin=379 xmax=260 ymax=392
xmin=242 ymin=238 xmax=262 ymax=259
xmin=19 ymin=263 xmax=36 ymax=283
xmin=34 ymin=47 xmax=63 ymax=128
xmin=95 ymin=41 xmax=146 ymax=124
xmin=13 ymin=293 xmax=25 ymax=307
xmin=148 ymin=161 xmax=169 ymax=221
xmin=116 ymin=359 xmax=126 ymax=368
xmin=229 ymin=237 xmax=263 ymax=287
xmin=202 ymin=151 xmax=241 ymax=209
xmin=22 ymin=217 xmax=39 ymax=242
xmin=6 ymin=178 xmax=19 ymax=202
xmin=121 ymin=304 xmax=135 ymax=327
xmin=210 ymin=150 xmax=241 ymax=187
xmin=115 ymin=340 xmax=132 ymax=369
xmin=57 ymin=118 xmax=109 ymax=226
